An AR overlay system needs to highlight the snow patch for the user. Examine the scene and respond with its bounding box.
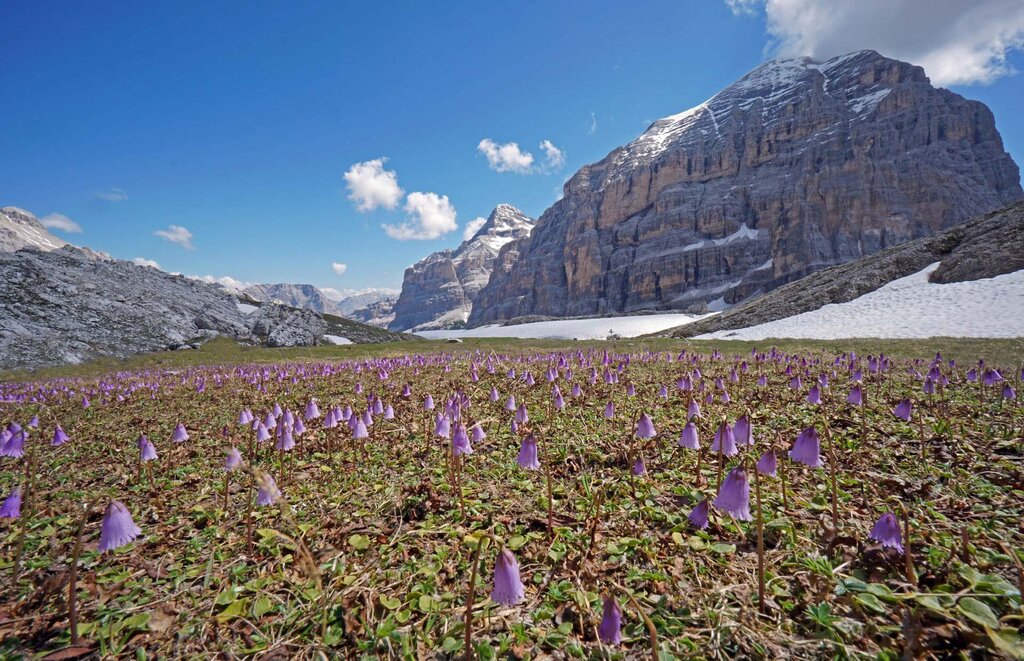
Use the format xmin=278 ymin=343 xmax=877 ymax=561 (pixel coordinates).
xmin=324 ymin=335 xmax=353 ymax=345
xmin=417 ymin=312 xmax=716 ymax=341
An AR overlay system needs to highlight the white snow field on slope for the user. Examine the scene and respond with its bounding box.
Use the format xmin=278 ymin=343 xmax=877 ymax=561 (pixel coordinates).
xmin=324 ymin=335 xmax=353 ymax=345
xmin=416 ymin=312 xmax=714 ymax=340
xmin=698 ymin=264 xmax=1024 ymax=341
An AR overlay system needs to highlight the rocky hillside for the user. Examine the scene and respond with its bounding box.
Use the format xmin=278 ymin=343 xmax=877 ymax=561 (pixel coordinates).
xmin=0 ymin=207 xmax=68 ymax=252
xmin=469 ymin=50 xmax=1022 ymax=326
xmin=662 ymin=201 xmax=1024 ymax=338
xmin=243 ymin=283 xmax=344 ymax=316
xmin=0 ymin=247 xmax=412 ymax=370
xmin=390 ymin=204 xmax=533 ymax=331
xmin=349 ymin=297 xmax=397 ymax=328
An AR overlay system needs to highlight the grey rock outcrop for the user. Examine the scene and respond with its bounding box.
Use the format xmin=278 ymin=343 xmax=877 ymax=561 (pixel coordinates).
xmin=390 ymin=204 xmax=534 ymax=330
xmin=469 ymin=51 xmax=1022 ymax=325
xmin=0 ymin=207 xmax=68 ymax=253
xmin=662 ymin=201 xmax=1024 ymax=338
xmin=249 ymin=305 xmax=327 ymax=348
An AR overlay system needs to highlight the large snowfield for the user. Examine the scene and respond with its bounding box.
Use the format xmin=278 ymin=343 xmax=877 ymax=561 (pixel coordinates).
xmin=696 ymin=264 xmax=1024 ymax=340
xmin=415 ymin=264 xmax=1024 ymax=341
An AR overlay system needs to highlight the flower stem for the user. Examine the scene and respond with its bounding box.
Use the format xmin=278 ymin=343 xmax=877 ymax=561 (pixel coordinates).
xmin=68 ymin=501 xmax=93 ymax=646
xmin=463 ymin=541 xmax=484 ymax=660
xmin=754 ymin=465 xmax=766 ymax=614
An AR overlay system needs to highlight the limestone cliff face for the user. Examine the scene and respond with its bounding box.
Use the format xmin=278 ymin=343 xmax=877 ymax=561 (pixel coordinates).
xmin=389 ymin=204 xmax=533 ymax=330
xmin=468 ymin=51 xmax=1023 ymax=325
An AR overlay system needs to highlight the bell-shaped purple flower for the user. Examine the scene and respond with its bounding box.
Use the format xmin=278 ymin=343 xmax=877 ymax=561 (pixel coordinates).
xmin=846 ymin=385 xmax=863 ymax=406
xmin=505 ymin=395 xmax=516 ymax=411
xmin=353 ymin=419 xmax=369 ymax=439
xmin=687 ymin=400 xmax=701 ymax=420
xmin=756 ymin=450 xmax=777 ymax=476
xmin=255 ymin=473 xmax=282 ymax=506
xmin=140 ymin=439 xmax=158 ymax=462
xmin=711 ymin=421 xmax=737 ymax=457
xmin=632 ymin=456 xmax=647 ymax=476
xmin=0 ymin=487 xmax=22 ymax=518
xmin=635 ymin=413 xmax=656 ymax=439
xmin=757 ymin=375 xmax=768 ymax=387
xmin=0 ymin=430 xmax=25 ymax=458
xmin=435 ymin=414 xmax=450 ymax=438
xmin=893 ymin=399 xmax=912 ymax=422
xmin=424 ymin=394 xmax=435 ymax=411
xmin=452 ymin=424 xmax=473 ymax=456
xmin=679 ymin=421 xmax=699 ymax=449
xmin=868 ymin=512 xmax=903 ymax=553
xmin=688 ymin=498 xmax=710 ymax=529
xmin=807 ymin=385 xmax=821 ymax=405
xmin=733 ymin=414 xmax=753 ymax=446
xmin=1004 ymin=384 xmax=1017 ymax=400
xmin=52 ymin=425 xmax=69 ymax=446
xmin=256 ymin=423 xmax=271 ymax=442
xmin=603 ymin=401 xmax=615 ymax=419
xmin=788 ymin=427 xmax=823 ymax=468
xmin=225 ymin=447 xmax=243 ymax=471
xmin=276 ymin=427 xmax=295 ymax=451
xmin=98 ymin=500 xmax=142 ymax=552
xmin=384 ymin=404 xmax=395 ymax=419
xmin=304 ymin=399 xmax=321 ymax=420
xmin=598 ymin=596 xmax=622 ymax=644
xmin=489 ymin=386 xmax=500 ymax=402
xmin=517 ymin=434 xmax=540 ymax=470
xmin=491 ymin=548 xmax=525 ymax=606
xmin=471 ymin=424 xmax=486 ymax=443
xmin=713 ymin=466 xmax=752 ymax=521
xmin=263 ymin=411 xmax=277 ymax=430
xmin=515 ymin=404 xmax=529 ymax=424
xmin=172 ymin=423 xmax=189 ymax=443
xmin=983 ymin=369 xmax=1004 ymax=386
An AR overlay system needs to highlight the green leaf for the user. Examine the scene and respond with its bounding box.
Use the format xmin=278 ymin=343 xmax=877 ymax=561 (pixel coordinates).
xmin=671 ymin=531 xmax=685 ymax=547
xmin=507 ymin=535 xmax=526 ymax=550
xmin=417 ymin=595 xmax=435 ymax=613
xmin=557 ymin=621 xmax=573 ymax=635
xmin=380 ymin=595 xmax=402 ymax=610
xmin=252 ymin=596 xmax=274 ymax=618
xmin=985 ymin=627 xmax=1024 ymax=660
xmin=710 ymin=543 xmax=736 ymax=555
xmin=853 ymin=593 xmax=887 ymax=614
xmin=687 ymin=536 xmax=707 ymax=551
xmin=957 ymin=597 xmax=1000 ymax=629
xmin=217 ymin=598 xmax=248 ymax=622
xmin=348 ymin=534 xmax=371 ymax=551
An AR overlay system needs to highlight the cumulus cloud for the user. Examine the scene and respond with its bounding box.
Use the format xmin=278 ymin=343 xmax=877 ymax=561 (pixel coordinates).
xmin=40 ymin=213 xmax=83 ymax=233
xmin=190 ymin=274 xmax=251 ymax=293
xmin=95 ymin=188 xmax=128 ymax=202
xmin=383 ymin=191 xmax=457 ymax=240
xmin=132 ymin=257 xmax=161 ymax=269
xmin=154 ymin=224 xmax=194 ymax=250
xmin=728 ymin=0 xmax=1024 ymax=86
xmin=462 ymin=217 xmax=487 ymax=241
xmin=539 ymin=140 xmax=565 ymax=169
xmin=477 ymin=139 xmax=534 ymax=174
xmin=344 ymin=158 xmax=404 ymax=212
xmin=331 ymin=262 xmax=348 ymax=275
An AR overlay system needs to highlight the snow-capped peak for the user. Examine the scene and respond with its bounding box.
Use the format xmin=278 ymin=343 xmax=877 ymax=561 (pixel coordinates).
xmin=0 ymin=206 xmax=69 ymax=253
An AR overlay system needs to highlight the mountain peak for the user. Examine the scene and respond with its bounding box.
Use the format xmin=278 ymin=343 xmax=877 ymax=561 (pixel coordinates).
xmin=0 ymin=206 xmax=69 ymax=253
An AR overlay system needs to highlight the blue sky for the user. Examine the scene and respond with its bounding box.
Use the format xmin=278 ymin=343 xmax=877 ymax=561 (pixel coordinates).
xmin=2 ymin=1 xmax=1022 ymax=293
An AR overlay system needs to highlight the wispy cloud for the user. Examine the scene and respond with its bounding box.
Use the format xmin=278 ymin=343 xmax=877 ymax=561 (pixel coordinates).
xmin=331 ymin=262 xmax=348 ymax=275
xmin=154 ymin=224 xmax=194 ymax=250
xmin=132 ymin=257 xmax=161 ymax=269
xmin=462 ymin=217 xmax=487 ymax=241
xmin=588 ymin=112 xmax=598 ymax=135
xmin=95 ymin=188 xmax=128 ymax=202
xmin=539 ymin=140 xmax=565 ymax=169
xmin=40 ymin=212 xmax=83 ymax=233
xmin=383 ymin=191 xmax=458 ymax=240
xmin=344 ymin=158 xmax=404 ymax=212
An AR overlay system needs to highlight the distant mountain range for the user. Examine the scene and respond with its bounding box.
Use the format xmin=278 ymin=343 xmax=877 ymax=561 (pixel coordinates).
xmin=241 ymin=283 xmax=397 ymax=323
xmin=0 ymin=207 xmax=68 ymax=252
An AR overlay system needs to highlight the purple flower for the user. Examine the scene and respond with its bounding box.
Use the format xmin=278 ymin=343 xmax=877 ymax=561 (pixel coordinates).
xmin=868 ymin=512 xmax=903 ymax=553
xmin=263 ymin=411 xmax=277 ymax=430
xmin=893 ymin=399 xmax=912 ymax=422
xmin=452 ymin=424 xmax=473 ymax=457
xmin=713 ymin=466 xmax=752 ymax=521
xmin=632 ymin=456 xmax=647 ymax=476
xmin=435 ymin=415 xmax=450 ymax=438
xmin=846 ymin=385 xmax=863 ymax=406
xmin=687 ymin=400 xmax=701 ymax=420
xmin=353 ymin=419 xmax=369 ymax=439
xmin=756 ymin=450 xmax=777 ymax=476
xmin=807 ymin=385 xmax=821 ymax=405
xmin=0 ymin=430 xmax=25 ymax=458
xmin=225 ymin=447 xmax=243 ymax=471
xmin=256 ymin=424 xmax=271 ymax=442
xmin=515 ymin=404 xmax=529 ymax=424
xmin=424 ymin=395 xmax=435 ymax=411
xmin=276 ymin=427 xmax=295 ymax=451
xmin=679 ymin=421 xmax=699 ymax=449
xmin=471 ymin=424 xmax=486 ymax=443
xmin=172 ymin=423 xmax=189 ymax=443
xmin=733 ymin=414 xmax=753 ymax=446
xmin=140 ymin=439 xmax=158 ymax=462
xmin=98 ymin=500 xmax=142 ymax=552
xmin=1004 ymin=384 xmax=1017 ymax=400
xmin=52 ymin=425 xmax=69 ymax=446
xmin=598 ymin=596 xmax=622 ymax=644
xmin=711 ymin=421 xmax=737 ymax=457
xmin=505 ymin=396 xmax=516 ymax=411
xmin=983 ymin=369 xmax=1004 ymax=386
xmin=517 ymin=434 xmax=540 ymax=470
xmin=635 ymin=413 xmax=656 ymax=439
xmin=304 ymin=399 xmax=321 ymax=420
xmin=626 ymin=384 xmax=636 ymax=397
xmin=757 ymin=375 xmax=768 ymax=387
xmin=491 ymin=548 xmax=525 ymax=606
xmin=788 ymin=427 xmax=823 ymax=468
xmin=489 ymin=386 xmax=500 ymax=402
xmin=688 ymin=498 xmax=710 ymax=529
xmin=0 ymin=487 xmax=22 ymax=518
xmin=603 ymin=401 xmax=615 ymax=420
xmin=256 ymin=473 xmax=282 ymax=506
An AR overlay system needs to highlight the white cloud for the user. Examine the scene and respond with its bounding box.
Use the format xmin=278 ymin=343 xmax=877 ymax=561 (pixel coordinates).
xmin=725 ymin=0 xmax=762 ymax=15
xmin=95 ymin=188 xmax=128 ymax=202
xmin=39 ymin=213 xmax=83 ymax=233
xmin=477 ymin=139 xmax=535 ymax=174
xmin=320 ymin=286 xmax=399 ymax=301
xmin=588 ymin=112 xmax=598 ymax=135
xmin=132 ymin=257 xmax=161 ymax=269
xmin=463 ymin=217 xmax=487 ymax=241
xmin=730 ymin=0 xmax=1024 ymax=86
xmin=190 ymin=274 xmax=251 ymax=293
xmin=383 ymin=191 xmax=458 ymax=240
xmin=154 ymin=224 xmax=194 ymax=250
xmin=344 ymin=158 xmax=404 ymax=212
xmin=539 ymin=140 xmax=565 ymax=169
xmin=331 ymin=262 xmax=348 ymax=275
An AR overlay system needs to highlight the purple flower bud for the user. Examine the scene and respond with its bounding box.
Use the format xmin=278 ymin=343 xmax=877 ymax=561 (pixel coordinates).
xmin=99 ymin=500 xmax=142 ymax=552
xmin=598 ymin=596 xmax=622 ymax=644
xmin=435 ymin=415 xmax=450 ymax=438
xmin=868 ymin=512 xmax=903 ymax=553
xmin=893 ymin=399 xmax=912 ymax=422
xmin=0 ymin=487 xmax=22 ymax=518
xmin=424 ymin=395 xmax=435 ymax=411
xmin=711 ymin=421 xmax=737 ymax=456
xmin=734 ymin=414 xmax=753 ymax=446
xmin=807 ymin=385 xmax=821 ymax=405
xmin=757 ymin=375 xmax=767 ymax=387
xmin=635 ymin=413 xmax=656 ymax=439
xmin=688 ymin=400 xmax=701 ymax=419
xmin=846 ymin=385 xmax=863 ymax=406
xmin=52 ymin=425 xmax=69 ymax=446
xmin=256 ymin=473 xmax=282 ymax=506
xmin=489 ymin=386 xmax=500 ymax=402
xmin=225 ymin=447 xmax=243 ymax=471
xmin=713 ymin=466 xmax=752 ymax=521
xmin=172 ymin=423 xmax=189 ymax=443
xmin=679 ymin=421 xmax=699 ymax=449
xmin=515 ymin=404 xmax=529 ymax=424
xmin=756 ymin=450 xmax=777 ymax=476
xmin=517 ymin=434 xmax=540 ymax=470
xmin=632 ymin=456 xmax=647 ymax=476
xmin=452 ymin=424 xmax=473 ymax=456
xmin=626 ymin=384 xmax=636 ymax=397
xmin=304 ymin=400 xmax=321 ymax=420
xmin=789 ymin=427 xmax=822 ymax=468
xmin=688 ymin=498 xmax=710 ymax=529
xmin=604 ymin=401 xmax=615 ymax=419
xmin=491 ymin=548 xmax=525 ymax=606
xmin=140 ymin=439 xmax=158 ymax=462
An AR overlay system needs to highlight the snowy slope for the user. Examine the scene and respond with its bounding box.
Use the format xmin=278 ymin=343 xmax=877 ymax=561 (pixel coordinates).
xmin=417 ymin=312 xmax=713 ymax=340
xmin=696 ymin=264 xmax=1024 ymax=340
xmin=0 ymin=207 xmax=68 ymax=252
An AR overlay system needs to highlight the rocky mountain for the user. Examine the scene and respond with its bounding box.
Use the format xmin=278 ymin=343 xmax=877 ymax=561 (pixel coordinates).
xmin=662 ymin=200 xmax=1024 ymax=338
xmin=390 ymin=204 xmax=534 ymax=331
xmin=469 ymin=50 xmax=1023 ymax=326
xmin=0 ymin=246 xmax=410 ymax=371
xmin=244 ymin=283 xmax=345 ymax=316
xmin=331 ymin=289 xmax=399 ymax=317
xmin=0 ymin=207 xmax=68 ymax=252
xmin=349 ymin=297 xmax=397 ymax=328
